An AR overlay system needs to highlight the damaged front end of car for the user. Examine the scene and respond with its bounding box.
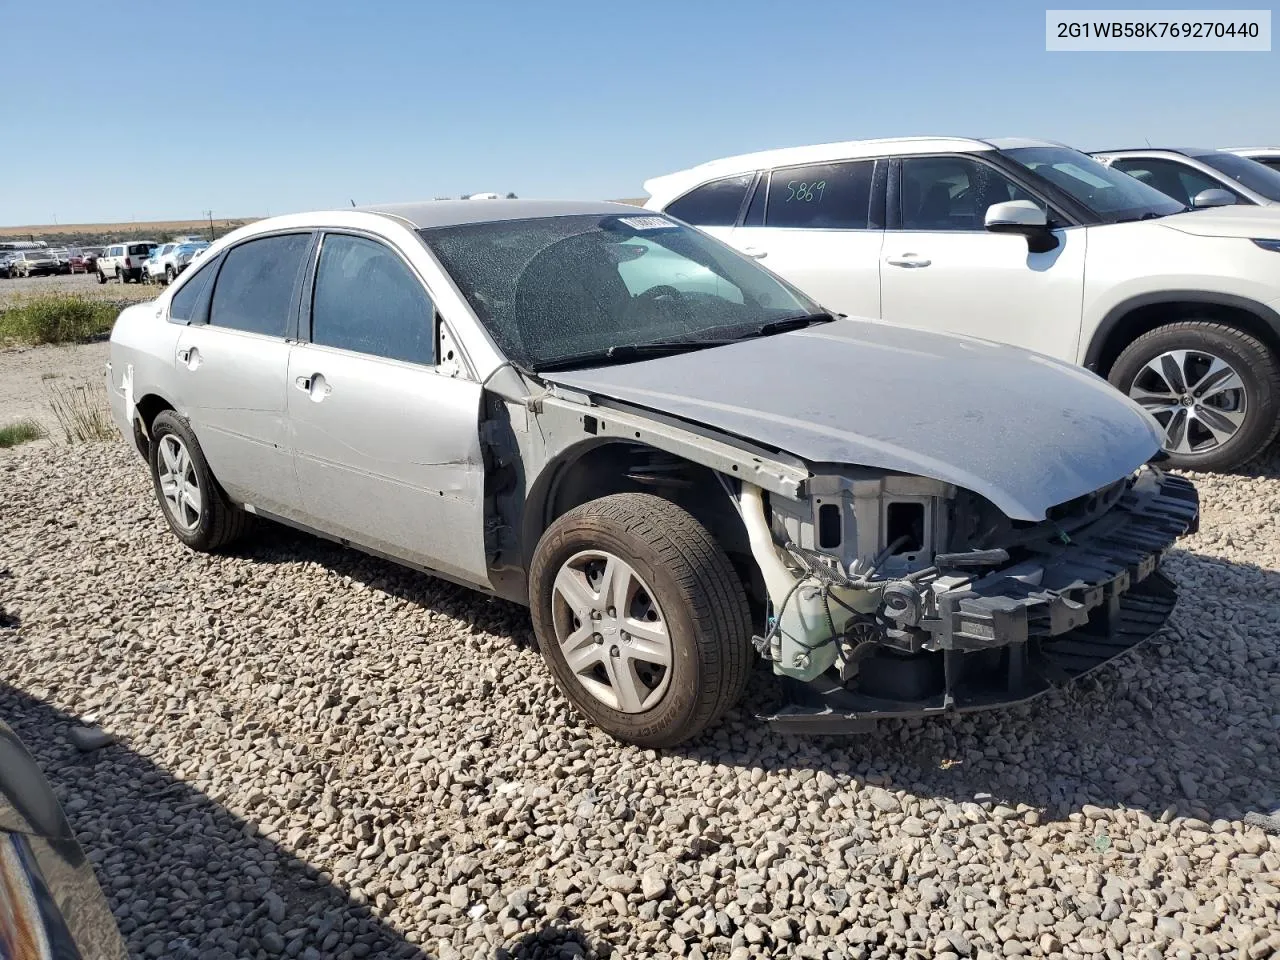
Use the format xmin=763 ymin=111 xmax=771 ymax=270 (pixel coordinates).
xmin=742 ymin=466 xmax=1200 ymax=732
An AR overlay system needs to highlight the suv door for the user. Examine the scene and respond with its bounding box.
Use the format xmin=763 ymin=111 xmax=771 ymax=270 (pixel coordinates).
xmin=173 ymin=232 xmax=312 ymax=516
xmin=287 ymin=231 xmax=490 ymax=587
xmin=725 ymin=159 xmax=884 ymax=319
xmin=879 ymin=154 xmax=1086 ymax=360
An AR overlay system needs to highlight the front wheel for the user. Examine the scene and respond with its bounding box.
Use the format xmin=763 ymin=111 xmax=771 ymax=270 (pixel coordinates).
xmin=115 ymin=267 xmax=125 ymax=283
xmin=1109 ymin=320 xmax=1280 ymax=471
xmin=96 ymin=269 xmax=107 ymax=284
xmin=529 ymin=493 xmax=753 ymax=748
xmin=148 ymin=411 xmax=251 ymax=551
xmin=164 ymin=265 xmax=175 ymax=285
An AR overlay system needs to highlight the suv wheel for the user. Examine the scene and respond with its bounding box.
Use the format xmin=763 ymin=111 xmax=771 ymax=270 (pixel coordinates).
xmin=96 ymin=268 xmax=107 ymax=284
xmin=148 ymin=411 xmax=251 ymax=551
xmin=1109 ymin=320 xmax=1280 ymax=471
xmin=115 ymin=267 xmax=125 ymax=283
xmin=165 ymin=265 xmax=176 ymax=285
xmin=529 ymin=493 xmax=753 ymax=747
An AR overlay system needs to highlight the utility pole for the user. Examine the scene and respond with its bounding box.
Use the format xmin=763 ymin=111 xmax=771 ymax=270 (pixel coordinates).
xmin=204 ymin=210 xmax=215 ymax=242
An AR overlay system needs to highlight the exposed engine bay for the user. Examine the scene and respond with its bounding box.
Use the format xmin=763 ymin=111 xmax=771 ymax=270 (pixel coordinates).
xmin=739 ymin=466 xmax=1200 ymax=731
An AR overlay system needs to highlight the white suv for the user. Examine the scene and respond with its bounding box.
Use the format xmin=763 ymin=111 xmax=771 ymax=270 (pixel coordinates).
xmin=645 ymin=137 xmax=1280 ymax=470
xmin=97 ymin=241 xmax=159 ymax=284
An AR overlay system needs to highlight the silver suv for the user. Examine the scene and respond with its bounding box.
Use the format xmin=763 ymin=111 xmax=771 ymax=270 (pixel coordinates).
xmin=106 ymin=201 xmax=1199 ymax=745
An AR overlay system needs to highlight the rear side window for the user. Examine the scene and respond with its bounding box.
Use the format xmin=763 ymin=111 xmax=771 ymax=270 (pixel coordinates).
xmin=310 ymin=234 xmax=434 ymax=364
xmin=765 ymin=161 xmax=875 ymax=229
xmin=210 ymin=233 xmax=310 ymax=337
xmin=169 ymin=261 xmax=216 ymax=323
xmin=664 ymin=174 xmax=752 ymax=227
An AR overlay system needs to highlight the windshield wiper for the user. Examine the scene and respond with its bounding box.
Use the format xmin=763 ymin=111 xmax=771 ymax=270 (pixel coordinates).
xmin=751 ymin=312 xmax=835 ymax=337
xmin=533 ymin=338 xmax=736 ymax=372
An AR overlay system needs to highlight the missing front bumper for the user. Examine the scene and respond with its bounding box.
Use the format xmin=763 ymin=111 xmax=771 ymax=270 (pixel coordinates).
xmin=762 ymin=470 xmax=1199 ymax=734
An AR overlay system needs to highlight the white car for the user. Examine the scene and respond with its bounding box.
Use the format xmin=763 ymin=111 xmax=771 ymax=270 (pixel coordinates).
xmin=144 ymin=241 xmax=210 ymax=284
xmin=1222 ymin=147 xmax=1280 ymax=175
xmin=1092 ymin=147 xmax=1280 ymax=208
xmin=645 ymin=136 xmax=1280 ymax=470
xmin=97 ymin=241 xmax=159 ymax=283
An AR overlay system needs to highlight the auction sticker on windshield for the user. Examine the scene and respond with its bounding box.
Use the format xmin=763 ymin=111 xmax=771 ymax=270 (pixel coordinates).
xmin=615 ymin=216 xmax=676 ymax=231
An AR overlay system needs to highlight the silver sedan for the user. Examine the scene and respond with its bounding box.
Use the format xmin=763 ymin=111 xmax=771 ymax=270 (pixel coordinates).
xmin=108 ymin=200 xmax=1199 ymax=746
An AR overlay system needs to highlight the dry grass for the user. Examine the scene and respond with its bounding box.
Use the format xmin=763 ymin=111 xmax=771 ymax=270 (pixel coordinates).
xmin=0 ymin=294 xmax=124 ymax=345
xmin=0 ymin=217 xmax=253 ymax=239
xmin=0 ymin=418 xmax=45 ymax=448
xmin=45 ymin=381 xmax=116 ymax=442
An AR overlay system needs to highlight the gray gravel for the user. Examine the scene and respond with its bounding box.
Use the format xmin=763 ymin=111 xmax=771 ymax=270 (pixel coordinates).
xmin=2 ymin=402 xmax=1280 ymax=958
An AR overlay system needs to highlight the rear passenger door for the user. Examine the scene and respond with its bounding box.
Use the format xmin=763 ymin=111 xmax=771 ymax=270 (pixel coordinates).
xmin=287 ymin=231 xmax=490 ymax=588
xmin=173 ymin=232 xmax=312 ymax=516
xmin=726 ymin=159 xmax=885 ymax=320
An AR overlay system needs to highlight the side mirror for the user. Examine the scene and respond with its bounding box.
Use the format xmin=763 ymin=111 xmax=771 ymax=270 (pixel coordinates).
xmin=984 ymin=200 xmax=1058 ymax=253
xmin=1191 ymin=188 xmax=1235 ymax=209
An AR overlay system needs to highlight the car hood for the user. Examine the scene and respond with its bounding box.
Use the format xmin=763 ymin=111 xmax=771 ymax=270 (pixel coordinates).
xmin=1158 ymin=205 xmax=1280 ymax=238
xmin=542 ymin=321 xmax=1162 ymax=521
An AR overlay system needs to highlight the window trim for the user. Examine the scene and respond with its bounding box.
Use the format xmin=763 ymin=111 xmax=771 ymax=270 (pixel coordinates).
xmin=888 ymin=153 xmax=1075 ymax=233
xmin=751 ymin=157 xmax=883 ymax=232
xmin=203 ymin=229 xmax=317 ymax=341
xmin=299 ymin=229 xmax=457 ymax=373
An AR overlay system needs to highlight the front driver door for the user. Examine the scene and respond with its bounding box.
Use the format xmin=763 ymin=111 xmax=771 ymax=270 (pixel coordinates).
xmin=287 ymin=231 xmax=490 ymax=588
xmin=879 ymin=155 xmax=1086 ymax=360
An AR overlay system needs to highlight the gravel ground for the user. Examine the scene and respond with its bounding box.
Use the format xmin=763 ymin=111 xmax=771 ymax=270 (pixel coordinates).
xmin=1 ymin=369 xmax=1279 ymax=959
xmin=0 ymin=271 xmax=157 ymax=308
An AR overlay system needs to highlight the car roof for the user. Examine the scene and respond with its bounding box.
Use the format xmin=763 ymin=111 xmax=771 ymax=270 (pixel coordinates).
xmin=642 ymin=136 xmax=1064 ymax=201
xmin=1092 ymin=147 xmax=1214 ymax=157
xmin=356 ymin=198 xmax=643 ymax=229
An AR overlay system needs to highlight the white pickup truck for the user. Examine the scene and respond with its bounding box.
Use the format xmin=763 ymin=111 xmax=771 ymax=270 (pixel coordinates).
xmin=96 ymin=241 xmax=159 ymax=284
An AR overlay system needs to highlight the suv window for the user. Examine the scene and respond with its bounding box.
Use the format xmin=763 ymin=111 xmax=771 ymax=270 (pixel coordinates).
xmin=900 ymin=156 xmax=1041 ymax=231
xmin=1110 ymin=157 xmax=1236 ymax=207
xmin=765 ymin=161 xmax=875 ymax=229
xmin=311 ymin=234 xmax=434 ymax=364
xmin=664 ymin=174 xmax=752 ymax=227
xmin=109 ymin=246 xmax=122 ymax=257
xmin=209 ymin=233 xmax=310 ymax=337
xmin=128 ymin=243 xmax=153 ymax=256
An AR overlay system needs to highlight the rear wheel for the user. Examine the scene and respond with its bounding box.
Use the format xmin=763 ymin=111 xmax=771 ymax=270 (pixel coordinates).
xmin=148 ymin=411 xmax=251 ymax=551
xmin=529 ymin=493 xmax=753 ymax=747
xmin=1109 ymin=320 xmax=1280 ymax=471
xmin=165 ymin=265 xmax=176 ymax=285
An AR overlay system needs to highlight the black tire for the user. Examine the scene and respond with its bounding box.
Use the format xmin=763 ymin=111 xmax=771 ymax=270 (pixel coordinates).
xmin=148 ymin=411 xmax=251 ymax=551
xmin=115 ymin=267 xmax=125 ymax=284
xmin=1109 ymin=320 xmax=1280 ymax=471
xmin=96 ymin=268 xmax=107 ymax=284
xmin=529 ymin=493 xmax=753 ymax=748
xmin=165 ymin=265 xmax=175 ymax=285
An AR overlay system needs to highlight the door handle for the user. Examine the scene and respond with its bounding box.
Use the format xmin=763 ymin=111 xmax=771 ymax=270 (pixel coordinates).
xmin=295 ymin=373 xmax=331 ymax=401
xmin=177 ymin=346 xmax=200 ymax=369
xmin=885 ymin=254 xmax=931 ymax=268
xmin=742 ymin=247 xmax=768 ymax=260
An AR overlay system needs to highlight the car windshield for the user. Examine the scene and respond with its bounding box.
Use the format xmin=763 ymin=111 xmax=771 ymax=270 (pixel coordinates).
xmin=419 ymin=213 xmax=822 ymax=371
xmin=1197 ymin=152 xmax=1280 ymax=202
xmin=1002 ymin=146 xmax=1187 ymax=222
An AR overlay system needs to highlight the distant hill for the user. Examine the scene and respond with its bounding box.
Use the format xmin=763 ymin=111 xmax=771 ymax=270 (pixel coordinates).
xmin=0 ymin=218 xmax=259 ymax=246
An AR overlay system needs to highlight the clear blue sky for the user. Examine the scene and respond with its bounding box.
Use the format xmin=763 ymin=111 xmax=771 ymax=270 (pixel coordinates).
xmin=1 ymin=0 xmax=1274 ymax=226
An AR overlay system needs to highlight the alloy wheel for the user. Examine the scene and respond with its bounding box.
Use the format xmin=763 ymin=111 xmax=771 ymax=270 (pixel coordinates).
xmin=550 ymin=550 xmax=673 ymax=713
xmin=157 ymin=434 xmax=202 ymax=532
xmin=1128 ymin=349 xmax=1247 ymax=455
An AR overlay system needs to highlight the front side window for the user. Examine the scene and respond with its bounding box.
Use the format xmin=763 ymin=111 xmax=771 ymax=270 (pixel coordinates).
xmin=1197 ymin=152 xmax=1280 ymax=202
xmin=765 ymin=160 xmax=875 ymax=229
xmin=1003 ymin=146 xmax=1185 ymax=222
xmin=663 ymin=174 xmax=752 ymax=227
xmin=1110 ymin=158 xmax=1235 ymax=207
xmin=310 ymin=234 xmax=434 ymax=365
xmin=900 ymin=156 xmax=1040 ymax=231
xmin=420 ymin=214 xmax=818 ymax=371
xmin=209 ymin=233 xmax=310 ymax=337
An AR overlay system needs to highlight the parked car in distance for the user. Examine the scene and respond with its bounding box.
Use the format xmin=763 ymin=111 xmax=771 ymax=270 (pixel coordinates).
xmin=645 ymin=136 xmax=1280 ymax=470
xmin=1092 ymin=147 xmax=1280 ymax=208
xmin=1223 ymin=147 xmax=1280 ymax=174
xmin=143 ymin=243 xmax=181 ymax=283
xmin=144 ymin=242 xmax=212 ymax=284
xmin=65 ymin=247 xmax=90 ymax=273
xmin=0 ymin=252 xmax=17 ymax=278
xmin=81 ymin=245 xmax=105 ymax=272
xmin=9 ymin=248 xmax=64 ymax=277
xmin=97 ymin=241 xmax=159 ymax=283
xmin=1 ymin=720 xmax=128 ymax=959
xmin=106 ymin=201 xmax=1199 ymax=746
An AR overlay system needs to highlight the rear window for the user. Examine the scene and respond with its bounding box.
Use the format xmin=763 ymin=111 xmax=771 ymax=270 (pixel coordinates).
xmin=128 ymin=243 xmax=153 ymax=255
xmin=664 ymin=174 xmax=753 ymax=227
xmin=765 ymin=160 xmax=875 ymax=229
